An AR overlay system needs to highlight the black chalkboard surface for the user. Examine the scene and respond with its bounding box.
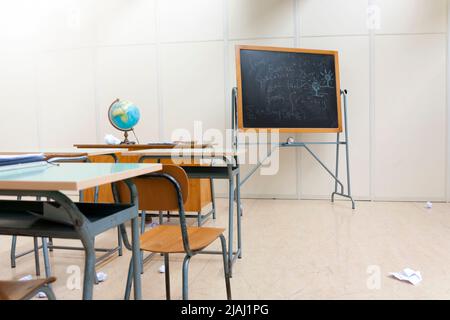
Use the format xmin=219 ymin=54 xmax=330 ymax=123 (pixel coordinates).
xmin=236 ymin=45 xmax=342 ymax=133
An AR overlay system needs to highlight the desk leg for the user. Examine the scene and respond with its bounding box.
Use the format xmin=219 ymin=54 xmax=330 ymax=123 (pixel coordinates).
xmin=131 ymin=217 xmax=142 ymax=300
xmin=210 ymin=178 xmax=216 ymax=219
xmin=236 ymin=171 xmax=242 ymax=259
xmin=228 ymin=171 xmax=235 ymax=276
xmin=33 ymin=237 xmax=41 ymax=276
xmin=82 ymin=238 xmax=96 ymax=300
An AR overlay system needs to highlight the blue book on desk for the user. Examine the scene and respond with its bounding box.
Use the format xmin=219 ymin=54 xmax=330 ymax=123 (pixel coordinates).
xmin=0 ymin=154 xmax=46 ymax=168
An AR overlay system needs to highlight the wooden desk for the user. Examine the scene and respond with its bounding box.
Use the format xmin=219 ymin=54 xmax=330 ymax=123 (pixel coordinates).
xmin=77 ymin=147 xmax=217 ymax=219
xmin=0 ymin=162 xmax=161 ymax=300
xmin=121 ymin=148 xmax=243 ymax=159
xmin=122 ymin=148 xmax=243 ymax=274
xmin=0 ymin=162 xmax=158 ymax=191
xmin=0 ymin=148 xmax=122 ymax=158
xmin=74 ymin=143 xmax=210 ymax=150
xmin=119 ymin=148 xmax=244 ymax=227
xmin=1 ymin=148 xmax=125 ymax=267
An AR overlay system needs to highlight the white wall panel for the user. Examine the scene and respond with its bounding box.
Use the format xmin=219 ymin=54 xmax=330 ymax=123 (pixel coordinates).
xmin=95 ymin=45 xmax=159 ymax=143
xmin=237 ymin=143 xmax=298 ymax=199
xmin=376 ymin=0 xmax=447 ymax=34
xmin=0 ymin=0 xmax=41 ymax=52
xmin=160 ymin=42 xmax=225 ymax=140
xmin=298 ymin=0 xmax=369 ymax=36
xmin=95 ymin=0 xmax=156 ymax=46
xmin=374 ymin=34 xmax=446 ymax=200
xmin=0 ymin=53 xmax=39 ymax=150
xmin=228 ymin=0 xmax=295 ymax=40
xmin=158 ymin=0 xmax=223 ymax=42
xmin=36 ymin=0 xmax=95 ymax=51
xmin=36 ymin=49 xmax=96 ymax=147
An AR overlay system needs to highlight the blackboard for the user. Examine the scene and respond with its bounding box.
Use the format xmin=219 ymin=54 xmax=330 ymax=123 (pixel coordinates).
xmin=236 ymin=45 xmax=342 ymax=133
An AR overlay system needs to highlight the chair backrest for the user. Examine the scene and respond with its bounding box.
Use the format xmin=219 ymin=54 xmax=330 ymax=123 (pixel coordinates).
xmin=117 ymin=164 xmax=193 ymax=253
xmin=117 ymin=164 xmax=189 ymax=211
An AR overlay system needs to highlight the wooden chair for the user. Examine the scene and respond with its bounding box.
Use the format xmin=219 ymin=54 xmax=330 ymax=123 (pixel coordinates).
xmin=0 ymin=277 xmax=56 ymax=300
xmin=121 ymin=165 xmax=231 ymax=300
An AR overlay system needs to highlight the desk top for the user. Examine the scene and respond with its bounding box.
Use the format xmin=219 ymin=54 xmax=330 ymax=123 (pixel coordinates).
xmin=121 ymin=148 xmax=244 ymax=158
xmin=0 ymin=148 xmax=122 ymax=157
xmin=74 ymin=143 xmax=211 ymax=150
xmin=0 ymin=163 xmax=162 ymax=191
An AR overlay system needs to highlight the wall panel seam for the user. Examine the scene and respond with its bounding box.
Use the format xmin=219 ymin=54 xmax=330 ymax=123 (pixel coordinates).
xmin=32 ymin=53 xmax=42 ymax=149
xmin=92 ymin=47 xmax=100 ymax=143
xmin=155 ymin=0 xmax=164 ymax=140
xmin=223 ymin=0 xmax=230 ymax=132
xmin=446 ymin=0 xmax=450 ymax=202
xmin=228 ymin=36 xmax=295 ymax=42
xmin=294 ymin=0 xmax=302 ymax=200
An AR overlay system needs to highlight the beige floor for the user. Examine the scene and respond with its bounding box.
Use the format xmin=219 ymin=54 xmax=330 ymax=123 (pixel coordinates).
xmin=2 ymin=199 xmax=450 ymax=299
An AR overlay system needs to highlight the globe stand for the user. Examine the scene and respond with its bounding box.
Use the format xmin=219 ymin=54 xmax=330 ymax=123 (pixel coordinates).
xmin=108 ymin=98 xmax=140 ymax=145
xmin=120 ymin=131 xmax=136 ymax=145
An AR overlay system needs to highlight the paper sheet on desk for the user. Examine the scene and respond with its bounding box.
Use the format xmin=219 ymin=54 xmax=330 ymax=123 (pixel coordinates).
xmin=390 ymin=268 xmax=422 ymax=285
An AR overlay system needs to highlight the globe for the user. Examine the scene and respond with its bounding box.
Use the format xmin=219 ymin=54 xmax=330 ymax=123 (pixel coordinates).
xmin=108 ymin=99 xmax=141 ymax=131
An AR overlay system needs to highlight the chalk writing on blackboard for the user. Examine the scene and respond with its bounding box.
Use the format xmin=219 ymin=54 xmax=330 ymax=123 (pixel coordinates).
xmin=237 ymin=46 xmax=342 ymax=132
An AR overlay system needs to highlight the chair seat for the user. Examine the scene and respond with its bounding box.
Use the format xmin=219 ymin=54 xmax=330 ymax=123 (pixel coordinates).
xmin=140 ymin=225 xmax=225 ymax=253
xmin=0 ymin=277 xmax=56 ymax=300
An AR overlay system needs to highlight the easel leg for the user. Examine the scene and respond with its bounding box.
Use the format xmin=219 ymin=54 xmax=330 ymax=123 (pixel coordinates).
xmin=330 ymin=90 xmax=356 ymax=209
xmin=343 ymin=92 xmax=355 ymax=209
xmin=332 ymin=132 xmax=340 ymax=203
xmin=344 ymin=138 xmax=355 ymax=210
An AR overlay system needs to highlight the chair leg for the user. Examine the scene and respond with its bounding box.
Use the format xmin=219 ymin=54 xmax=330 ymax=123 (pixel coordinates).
xmin=210 ymin=178 xmax=216 ymax=219
xmin=24 ymin=284 xmax=57 ymax=300
xmin=42 ymin=237 xmax=52 ymax=280
xmin=124 ymin=257 xmax=133 ymax=300
xmin=236 ymin=172 xmax=242 ymax=258
xmin=48 ymin=237 xmax=54 ymax=252
xmin=117 ymin=228 xmax=123 ymax=256
xmin=33 ymin=237 xmax=41 ymax=276
xmin=197 ymin=212 xmax=202 ymax=227
xmin=82 ymin=242 xmax=96 ymax=300
xmin=219 ymin=234 xmax=232 ymax=300
xmin=182 ymin=255 xmax=191 ymax=300
xmin=94 ymin=186 xmax=99 ymax=203
xmin=140 ymin=211 xmax=146 ymax=274
xmin=39 ymin=285 xmax=56 ymax=300
xmin=164 ymin=253 xmax=170 ymax=300
xmin=11 ymin=196 xmax=21 ymax=269
xmin=10 ymin=235 xmax=17 ymax=268
xmin=140 ymin=211 xmax=146 ymax=233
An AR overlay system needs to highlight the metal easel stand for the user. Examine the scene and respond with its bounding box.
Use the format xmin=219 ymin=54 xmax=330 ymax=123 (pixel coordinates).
xmin=330 ymin=90 xmax=355 ymax=209
xmin=232 ymin=87 xmax=355 ymax=210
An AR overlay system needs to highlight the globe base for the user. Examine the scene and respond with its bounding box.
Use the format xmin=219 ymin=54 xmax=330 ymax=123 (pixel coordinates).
xmin=120 ymin=131 xmax=136 ymax=145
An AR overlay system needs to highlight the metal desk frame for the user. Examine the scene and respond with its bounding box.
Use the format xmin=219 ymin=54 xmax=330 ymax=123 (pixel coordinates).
xmin=0 ymin=179 xmax=142 ymax=300
xmin=232 ymin=87 xmax=355 ymax=209
xmin=10 ymin=153 xmax=124 ymax=276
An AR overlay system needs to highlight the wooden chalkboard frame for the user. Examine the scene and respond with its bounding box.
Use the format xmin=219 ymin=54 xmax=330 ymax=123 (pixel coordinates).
xmin=236 ymin=45 xmax=343 ymax=133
